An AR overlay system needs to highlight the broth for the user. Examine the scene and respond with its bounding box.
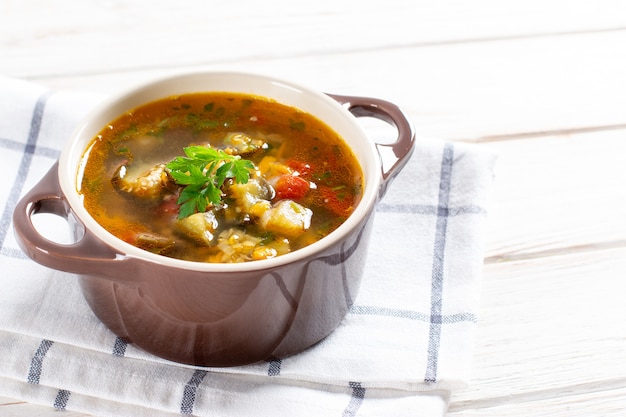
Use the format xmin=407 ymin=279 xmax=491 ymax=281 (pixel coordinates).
xmin=78 ymin=92 xmax=363 ymax=263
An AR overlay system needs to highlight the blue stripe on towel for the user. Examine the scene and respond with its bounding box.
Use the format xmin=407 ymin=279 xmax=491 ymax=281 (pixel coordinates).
xmin=0 ymin=138 xmax=60 ymax=159
xmin=0 ymin=91 xmax=51 ymax=253
xmin=53 ymin=389 xmax=71 ymax=410
xmin=267 ymin=357 xmax=282 ymax=376
xmin=1 ymin=247 xmax=27 ymax=259
xmin=112 ymin=337 xmax=128 ymax=357
xmin=27 ymin=339 xmax=54 ymax=384
xmin=181 ymin=369 xmax=208 ymax=415
xmin=377 ymin=202 xmax=486 ymax=216
xmin=350 ymin=305 xmax=477 ymax=324
xmin=424 ymin=143 xmax=454 ymax=383
xmin=342 ymin=381 xmax=366 ymax=417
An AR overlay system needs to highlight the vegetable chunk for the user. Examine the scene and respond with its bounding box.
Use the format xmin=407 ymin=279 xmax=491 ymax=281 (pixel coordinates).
xmin=175 ymin=211 xmax=219 ymax=245
xmin=260 ymin=200 xmax=312 ymax=238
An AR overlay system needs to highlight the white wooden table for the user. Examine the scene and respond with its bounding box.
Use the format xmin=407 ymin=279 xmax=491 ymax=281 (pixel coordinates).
xmin=2 ymin=1 xmax=626 ymax=415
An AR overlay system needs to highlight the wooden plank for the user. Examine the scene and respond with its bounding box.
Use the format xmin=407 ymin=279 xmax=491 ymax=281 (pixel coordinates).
xmin=2 ymin=30 xmax=625 ymax=141
xmin=2 ymin=0 xmax=625 ymax=78
xmin=0 ymin=396 xmax=23 ymax=406
xmin=449 ymin=385 xmax=626 ymax=416
xmin=4 ymin=0 xmax=626 ymax=140
xmin=448 ymin=247 xmax=626 ymax=415
xmin=0 ymin=397 xmax=87 ymax=416
xmin=482 ymin=128 xmax=626 ymax=261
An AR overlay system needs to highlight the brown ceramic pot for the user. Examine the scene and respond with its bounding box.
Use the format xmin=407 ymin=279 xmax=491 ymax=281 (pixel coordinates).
xmin=13 ymin=72 xmax=415 ymax=366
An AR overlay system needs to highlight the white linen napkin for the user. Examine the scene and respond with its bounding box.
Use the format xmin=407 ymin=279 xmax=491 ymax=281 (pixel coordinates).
xmin=0 ymin=76 xmax=496 ymax=417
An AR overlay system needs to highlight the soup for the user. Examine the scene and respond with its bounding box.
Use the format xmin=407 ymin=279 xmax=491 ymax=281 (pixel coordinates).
xmin=78 ymin=92 xmax=363 ymax=263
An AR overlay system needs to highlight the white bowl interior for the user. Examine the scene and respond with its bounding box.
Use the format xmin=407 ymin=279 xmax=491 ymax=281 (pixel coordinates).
xmin=59 ymin=72 xmax=382 ymax=271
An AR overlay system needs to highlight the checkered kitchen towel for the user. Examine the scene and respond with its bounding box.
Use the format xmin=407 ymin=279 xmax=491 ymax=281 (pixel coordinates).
xmin=0 ymin=76 xmax=496 ymax=417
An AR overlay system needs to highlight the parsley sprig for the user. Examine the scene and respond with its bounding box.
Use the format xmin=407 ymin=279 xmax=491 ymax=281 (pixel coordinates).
xmin=166 ymin=145 xmax=254 ymax=219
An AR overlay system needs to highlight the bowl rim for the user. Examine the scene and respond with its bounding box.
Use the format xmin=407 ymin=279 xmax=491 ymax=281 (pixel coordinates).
xmin=58 ymin=70 xmax=382 ymax=273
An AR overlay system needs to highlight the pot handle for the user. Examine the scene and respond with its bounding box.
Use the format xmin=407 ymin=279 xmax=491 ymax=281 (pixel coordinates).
xmin=12 ymin=162 xmax=129 ymax=277
xmin=328 ymin=93 xmax=416 ymax=198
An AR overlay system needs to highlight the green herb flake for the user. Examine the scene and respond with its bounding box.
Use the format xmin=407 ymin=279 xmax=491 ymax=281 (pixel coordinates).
xmin=289 ymin=119 xmax=306 ymax=131
xmin=184 ymin=113 xmax=220 ymax=132
xmin=314 ymin=171 xmax=332 ymax=181
xmin=258 ymin=232 xmax=275 ymax=246
xmin=117 ymin=125 xmax=138 ymax=141
xmin=165 ymin=145 xmax=255 ymax=219
xmin=193 ymin=119 xmax=219 ymax=130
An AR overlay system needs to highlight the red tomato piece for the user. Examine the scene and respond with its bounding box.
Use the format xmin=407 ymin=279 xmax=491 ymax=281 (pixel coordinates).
xmin=286 ymin=160 xmax=312 ymax=177
xmin=319 ymin=186 xmax=353 ymax=216
xmin=275 ymin=175 xmax=310 ymax=200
